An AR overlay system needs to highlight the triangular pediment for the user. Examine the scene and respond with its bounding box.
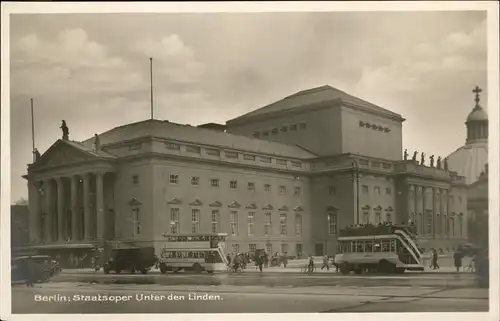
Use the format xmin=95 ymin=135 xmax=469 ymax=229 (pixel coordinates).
xmin=228 ymin=201 xmax=241 ymax=208
xmin=293 ymin=206 xmax=304 ymax=212
xmin=279 ymin=205 xmax=289 ymax=211
xmin=326 ymin=205 xmax=339 ymax=211
xmin=167 ymin=198 xmax=182 ymax=205
xmin=374 ymin=205 xmax=383 ymax=211
xmin=385 ymin=206 xmax=393 ymax=212
xmin=32 ymin=139 xmax=100 ymax=169
xmin=245 ymin=203 xmax=258 ymax=209
xmin=189 ymin=199 xmax=203 ymax=206
xmin=209 ymin=201 xmax=222 ymax=207
xmin=361 ymin=205 xmax=371 ymax=210
xmin=262 ymin=204 xmax=274 ymax=210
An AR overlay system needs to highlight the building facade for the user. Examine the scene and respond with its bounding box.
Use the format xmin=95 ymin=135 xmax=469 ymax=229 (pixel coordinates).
xmin=24 ymin=85 xmax=468 ymax=264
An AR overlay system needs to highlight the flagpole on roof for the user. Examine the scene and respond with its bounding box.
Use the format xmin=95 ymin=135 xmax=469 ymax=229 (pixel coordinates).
xmin=30 ymin=98 xmax=36 ymax=163
xmin=150 ymin=57 xmax=154 ymax=120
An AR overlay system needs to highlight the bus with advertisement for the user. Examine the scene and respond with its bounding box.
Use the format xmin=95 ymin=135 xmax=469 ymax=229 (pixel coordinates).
xmin=333 ymin=224 xmax=424 ymax=274
xmin=158 ymin=233 xmax=229 ymax=274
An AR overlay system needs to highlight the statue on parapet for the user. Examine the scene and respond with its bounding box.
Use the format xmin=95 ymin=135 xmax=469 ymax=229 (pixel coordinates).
xmin=94 ymin=133 xmax=101 ymax=151
xmin=436 ymin=156 xmax=442 ymax=169
xmin=420 ymin=152 xmax=425 ymax=165
xmin=34 ymin=148 xmax=41 ymax=161
xmin=60 ymin=120 xmax=69 ymax=141
xmin=404 ymin=149 xmax=409 ymax=161
xmin=444 ymin=157 xmax=449 ymax=171
xmin=429 ymin=155 xmax=435 ymax=167
xmin=412 ymin=151 xmax=418 ymax=162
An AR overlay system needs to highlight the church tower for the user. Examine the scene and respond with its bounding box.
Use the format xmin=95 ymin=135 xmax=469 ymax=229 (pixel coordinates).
xmin=465 ymin=86 xmax=488 ymax=144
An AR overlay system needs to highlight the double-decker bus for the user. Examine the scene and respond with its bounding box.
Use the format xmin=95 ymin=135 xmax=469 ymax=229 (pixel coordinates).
xmin=158 ymin=233 xmax=229 ymax=274
xmin=333 ymin=224 xmax=424 ymax=274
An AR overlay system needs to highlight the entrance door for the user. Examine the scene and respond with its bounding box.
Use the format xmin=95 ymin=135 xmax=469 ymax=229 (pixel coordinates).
xmin=315 ymin=243 xmax=324 ymax=256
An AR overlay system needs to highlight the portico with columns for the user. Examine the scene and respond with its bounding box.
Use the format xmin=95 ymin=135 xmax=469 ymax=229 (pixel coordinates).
xmin=24 ymin=138 xmax=116 ymax=263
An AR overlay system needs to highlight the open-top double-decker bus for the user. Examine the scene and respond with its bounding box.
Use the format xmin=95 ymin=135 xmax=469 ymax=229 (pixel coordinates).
xmin=158 ymin=233 xmax=229 ymax=274
xmin=333 ymin=224 xmax=424 ymax=274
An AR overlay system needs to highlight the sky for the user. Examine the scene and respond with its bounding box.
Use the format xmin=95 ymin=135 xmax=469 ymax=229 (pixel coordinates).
xmin=8 ymin=11 xmax=488 ymax=202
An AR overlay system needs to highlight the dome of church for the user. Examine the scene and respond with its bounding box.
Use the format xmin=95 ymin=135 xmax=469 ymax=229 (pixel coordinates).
xmin=446 ymin=86 xmax=488 ymax=185
xmin=446 ymin=142 xmax=488 ymax=185
xmin=466 ymin=105 xmax=488 ymax=122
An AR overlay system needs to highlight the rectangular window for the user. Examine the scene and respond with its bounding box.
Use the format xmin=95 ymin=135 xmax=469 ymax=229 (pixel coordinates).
xmin=280 ymin=126 xmax=288 ymax=133
xmin=132 ymin=175 xmax=139 ymax=185
xmin=265 ymin=243 xmax=273 ymax=254
xmin=230 ymin=180 xmax=238 ymax=189
xmin=169 ymin=174 xmax=179 ymax=184
xmin=232 ymin=244 xmax=240 ymax=254
xmin=291 ymin=161 xmax=302 ymax=168
xmin=328 ymin=211 xmax=337 ymax=235
xmin=363 ymin=211 xmax=370 ymax=224
xmin=230 ymin=211 xmax=238 ymax=236
xmin=359 ymin=159 xmax=369 ymax=166
xmin=328 ymin=186 xmax=336 ymax=195
xmin=276 ymin=159 xmax=287 ymax=166
xmin=243 ymin=154 xmax=256 ymax=161
xmin=280 ymin=244 xmax=288 ymax=254
xmin=290 ymin=124 xmax=298 ymax=131
xmin=206 ymin=148 xmax=220 ymax=156
xmin=253 ymin=132 xmax=260 ymax=138
xmin=170 ymin=208 xmax=180 ymax=234
xmin=262 ymin=131 xmax=269 ymax=137
xmin=295 ymin=214 xmax=302 ymax=236
xmin=299 ymin=123 xmax=307 ymax=129
xmin=191 ymin=209 xmax=200 ymax=233
xmin=279 ymin=185 xmax=286 ymax=194
xmin=362 ymin=185 xmax=369 ymax=194
xmin=186 ymin=145 xmax=201 ymax=154
xmin=264 ymin=212 xmax=272 ymax=236
xmin=248 ymin=182 xmax=255 ymax=191
xmin=294 ymin=186 xmax=301 ymax=197
xmin=191 ymin=176 xmax=200 ymax=186
xmin=383 ymin=163 xmax=392 ymax=169
xmin=280 ymin=213 xmax=287 ymax=236
xmin=371 ymin=161 xmax=381 ymax=168
xmin=165 ymin=142 xmax=180 ymax=150
xmin=386 ymin=213 xmax=392 ymax=224
xmin=248 ymin=212 xmax=255 ymax=236
xmin=225 ymin=151 xmax=238 ymax=159
xmin=210 ymin=178 xmax=219 ymax=187
xmin=249 ymin=244 xmax=257 ymax=255
xmin=375 ymin=212 xmax=381 ymax=225
xmin=211 ymin=210 xmax=220 ymax=233
xmin=132 ymin=208 xmax=141 ymax=235
xmin=260 ymin=156 xmax=272 ymax=163
xmin=264 ymin=184 xmax=272 ymax=192
xmin=386 ymin=187 xmax=392 ymax=195
xmin=374 ymin=186 xmax=381 ymax=194
xmin=271 ymin=128 xmax=278 ymax=135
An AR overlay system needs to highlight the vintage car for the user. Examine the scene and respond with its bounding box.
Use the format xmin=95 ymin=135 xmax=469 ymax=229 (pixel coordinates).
xmin=11 ymin=255 xmax=61 ymax=283
xmin=103 ymin=247 xmax=156 ymax=274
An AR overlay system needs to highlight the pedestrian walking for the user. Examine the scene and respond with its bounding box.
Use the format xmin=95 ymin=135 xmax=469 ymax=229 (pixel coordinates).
xmin=454 ymin=250 xmax=463 ymax=272
xmin=321 ymin=255 xmax=330 ymax=271
xmin=308 ymin=256 xmax=315 ymax=273
xmin=257 ymin=255 xmax=264 ymax=273
xmin=282 ymin=252 xmax=288 ymax=268
xmin=431 ymin=249 xmax=440 ymax=270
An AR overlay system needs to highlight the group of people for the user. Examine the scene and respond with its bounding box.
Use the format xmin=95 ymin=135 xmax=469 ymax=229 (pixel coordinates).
xmin=428 ymin=248 xmax=478 ymax=272
xmin=226 ymin=251 xmax=291 ymax=272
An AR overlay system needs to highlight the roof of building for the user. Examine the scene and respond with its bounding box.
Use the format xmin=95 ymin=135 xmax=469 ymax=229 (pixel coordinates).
xmin=80 ymin=119 xmax=316 ymax=159
xmin=446 ymin=142 xmax=488 ymax=185
xmin=466 ymin=105 xmax=488 ymax=122
xmin=63 ymin=139 xmax=116 ymax=159
xmin=228 ymin=85 xmax=403 ymax=123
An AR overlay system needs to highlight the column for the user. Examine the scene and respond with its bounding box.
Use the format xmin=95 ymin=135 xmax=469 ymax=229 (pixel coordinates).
xmin=56 ymin=177 xmax=65 ymax=241
xmin=28 ymin=180 xmax=41 ymax=242
xmin=44 ymin=179 xmax=54 ymax=241
xmin=96 ymin=172 xmax=105 ymax=240
xmin=71 ymin=175 xmax=79 ymax=240
xmin=431 ymin=187 xmax=436 ymax=237
xmin=413 ymin=185 xmax=419 ymax=234
xmin=83 ymin=173 xmax=92 ymax=240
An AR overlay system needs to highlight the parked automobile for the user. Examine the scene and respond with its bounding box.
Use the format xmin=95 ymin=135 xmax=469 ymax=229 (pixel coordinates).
xmin=103 ymin=247 xmax=156 ymax=274
xmin=11 ymin=255 xmax=60 ymax=283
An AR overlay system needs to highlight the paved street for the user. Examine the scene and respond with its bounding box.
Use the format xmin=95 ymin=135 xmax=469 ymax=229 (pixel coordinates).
xmin=49 ymin=268 xmax=479 ymax=288
xmin=11 ymin=282 xmax=488 ymax=313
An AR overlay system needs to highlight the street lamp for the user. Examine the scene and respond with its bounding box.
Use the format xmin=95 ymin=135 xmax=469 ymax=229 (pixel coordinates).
xmin=352 ymin=161 xmax=360 ymax=225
